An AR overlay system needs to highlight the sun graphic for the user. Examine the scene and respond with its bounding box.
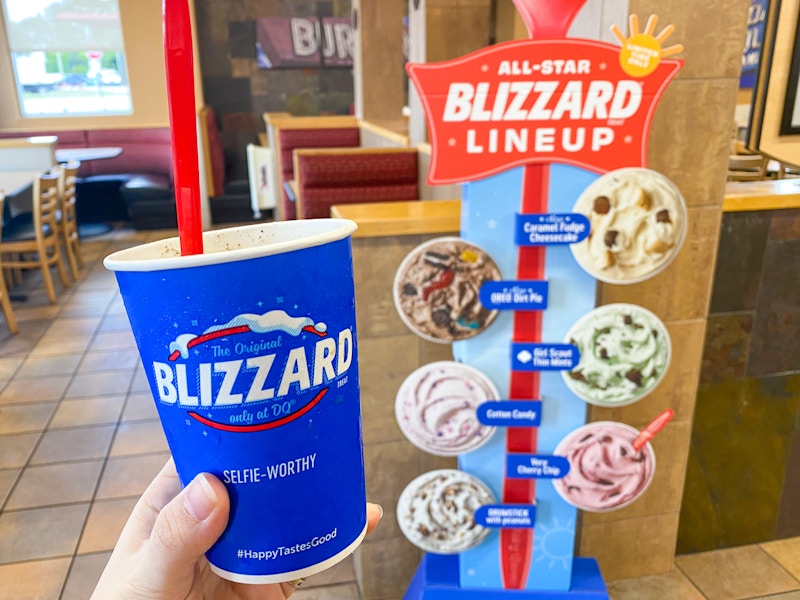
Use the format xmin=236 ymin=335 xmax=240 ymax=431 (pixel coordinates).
xmin=611 ymin=14 xmax=684 ymax=78
xmin=533 ymin=518 xmax=575 ymax=571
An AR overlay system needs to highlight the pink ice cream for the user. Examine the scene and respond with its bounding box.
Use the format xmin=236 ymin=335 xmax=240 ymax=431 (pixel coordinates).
xmin=395 ymin=362 xmax=499 ymax=456
xmin=553 ymin=421 xmax=655 ymax=512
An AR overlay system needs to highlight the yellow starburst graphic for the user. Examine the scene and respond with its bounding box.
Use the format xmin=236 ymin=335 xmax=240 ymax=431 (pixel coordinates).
xmin=612 ymin=14 xmax=684 ymax=77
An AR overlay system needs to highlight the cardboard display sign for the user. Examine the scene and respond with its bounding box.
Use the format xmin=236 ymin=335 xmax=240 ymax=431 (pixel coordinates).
xmin=400 ymin=2 xmax=684 ymax=597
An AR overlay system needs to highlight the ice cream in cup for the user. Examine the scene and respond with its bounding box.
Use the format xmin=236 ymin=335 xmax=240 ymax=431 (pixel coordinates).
xmin=570 ymin=168 xmax=687 ymax=284
xmin=393 ymin=237 xmax=502 ymax=343
xmin=562 ymin=303 xmax=671 ymax=407
xmin=103 ymin=220 xmax=367 ymax=584
xmin=395 ymin=361 xmax=499 ymax=456
xmin=397 ymin=469 xmax=496 ymax=554
xmin=553 ymin=421 xmax=656 ymax=512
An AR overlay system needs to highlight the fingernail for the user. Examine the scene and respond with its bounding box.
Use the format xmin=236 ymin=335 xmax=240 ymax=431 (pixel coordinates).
xmin=377 ymin=504 xmax=384 ymax=519
xmin=185 ymin=474 xmax=217 ymax=521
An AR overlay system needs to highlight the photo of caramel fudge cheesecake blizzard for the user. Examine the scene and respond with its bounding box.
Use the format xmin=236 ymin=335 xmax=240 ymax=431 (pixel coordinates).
xmin=570 ymin=168 xmax=687 ymax=284
xmin=396 ymin=361 xmax=500 ymax=457
xmin=562 ymin=303 xmax=671 ymax=407
xmin=393 ymin=237 xmax=502 ymax=343
xmin=397 ymin=469 xmax=496 ymax=554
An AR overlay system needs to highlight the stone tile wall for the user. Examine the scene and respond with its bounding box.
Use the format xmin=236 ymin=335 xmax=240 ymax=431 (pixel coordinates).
xmin=194 ymin=0 xmax=354 ymax=180
xmin=678 ymin=209 xmax=800 ymax=554
xmin=350 ymin=233 xmax=459 ymax=600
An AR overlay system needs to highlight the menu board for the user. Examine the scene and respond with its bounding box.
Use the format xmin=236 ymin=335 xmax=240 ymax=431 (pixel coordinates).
xmin=395 ymin=2 xmax=684 ymax=597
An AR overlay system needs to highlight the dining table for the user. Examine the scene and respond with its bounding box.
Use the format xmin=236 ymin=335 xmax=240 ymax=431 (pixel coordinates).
xmin=0 ymin=170 xmax=45 ymax=198
xmin=55 ymin=146 xmax=122 ymax=163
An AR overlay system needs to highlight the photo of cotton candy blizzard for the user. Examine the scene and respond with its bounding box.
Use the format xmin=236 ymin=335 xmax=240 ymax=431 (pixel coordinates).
xmin=571 ymin=168 xmax=687 ymax=284
xmin=395 ymin=361 xmax=499 ymax=456
xmin=397 ymin=469 xmax=496 ymax=554
xmin=553 ymin=421 xmax=656 ymax=512
xmin=393 ymin=237 xmax=501 ymax=343
xmin=562 ymin=303 xmax=671 ymax=407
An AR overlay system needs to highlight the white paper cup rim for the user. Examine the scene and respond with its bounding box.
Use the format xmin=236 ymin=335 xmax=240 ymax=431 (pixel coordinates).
xmin=553 ymin=421 xmax=657 ymax=513
xmin=569 ymin=167 xmax=688 ymax=285
xmin=396 ymin=469 xmax=496 ymax=554
xmin=562 ymin=303 xmax=672 ymax=408
xmin=392 ymin=236 xmax=501 ymax=344
xmin=394 ymin=361 xmax=499 ymax=457
xmin=104 ymin=219 xmax=357 ymax=272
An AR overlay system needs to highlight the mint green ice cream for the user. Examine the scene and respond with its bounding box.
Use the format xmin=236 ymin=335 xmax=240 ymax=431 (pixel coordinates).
xmin=563 ymin=304 xmax=670 ymax=407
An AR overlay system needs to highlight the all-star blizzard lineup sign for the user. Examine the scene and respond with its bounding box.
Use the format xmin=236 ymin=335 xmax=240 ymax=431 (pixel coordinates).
xmin=408 ymin=35 xmax=683 ymax=183
xmin=405 ymin=9 xmax=684 ymax=594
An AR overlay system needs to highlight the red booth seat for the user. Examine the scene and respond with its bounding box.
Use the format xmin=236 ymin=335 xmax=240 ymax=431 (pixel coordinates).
xmin=294 ymin=147 xmax=419 ymax=219
xmin=0 ymin=128 xmax=174 ymax=226
xmin=269 ymin=116 xmax=361 ymax=220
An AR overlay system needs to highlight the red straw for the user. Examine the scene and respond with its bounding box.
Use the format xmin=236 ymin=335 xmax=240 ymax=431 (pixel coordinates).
xmin=632 ymin=408 xmax=675 ymax=451
xmin=163 ymin=0 xmax=204 ymax=255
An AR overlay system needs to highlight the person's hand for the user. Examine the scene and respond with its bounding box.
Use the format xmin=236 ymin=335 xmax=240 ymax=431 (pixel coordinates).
xmin=92 ymin=459 xmax=382 ymax=599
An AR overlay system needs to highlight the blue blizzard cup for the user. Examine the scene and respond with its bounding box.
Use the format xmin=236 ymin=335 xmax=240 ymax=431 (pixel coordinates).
xmin=104 ymin=220 xmax=367 ymax=584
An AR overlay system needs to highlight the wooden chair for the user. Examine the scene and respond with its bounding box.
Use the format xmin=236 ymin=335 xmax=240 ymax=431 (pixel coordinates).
xmin=54 ymin=161 xmax=83 ymax=281
xmin=0 ymin=193 xmax=19 ymax=334
xmin=727 ymin=154 xmax=769 ymax=181
xmin=0 ymin=172 xmax=71 ymax=304
xmin=777 ymin=161 xmax=800 ymax=179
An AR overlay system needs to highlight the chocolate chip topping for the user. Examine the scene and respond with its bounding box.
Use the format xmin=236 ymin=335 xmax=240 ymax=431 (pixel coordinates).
xmin=623 ymin=314 xmax=633 ymax=325
xmin=431 ymin=305 xmax=451 ymax=327
xmin=402 ymin=283 xmax=417 ymax=296
xmin=625 ymin=368 xmax=643 ymax=387
xmin=569 ymin=371 xmax=588 ymax=383
xmin=604 ymin=229 xmax=619 ymax=248
xmin=656 ymin=209 xmax=671 ymax=223
xmin=593 ymin=195 xmax=611 ymax=214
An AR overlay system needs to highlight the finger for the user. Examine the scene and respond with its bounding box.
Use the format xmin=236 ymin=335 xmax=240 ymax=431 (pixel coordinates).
xmin=113 ymin=458 xmax=183 ymax=551
xmin=366 ymin=503 xmax=383 ymax=536
xmin=132 ymin=472 xmax=230 ymax=596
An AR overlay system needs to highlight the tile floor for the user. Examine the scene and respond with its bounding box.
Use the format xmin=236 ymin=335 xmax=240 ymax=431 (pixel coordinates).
xmin=0 ymin=225 xmax=800 ymax=600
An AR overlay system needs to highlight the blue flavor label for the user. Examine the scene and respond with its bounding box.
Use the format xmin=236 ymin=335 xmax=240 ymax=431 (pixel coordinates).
xmin=479 ymin=281 xmax=549 ymax=310
xmin=512 ymin=343 xmax=580 ymax=371
xmin=515 ymin=213 xmax=591 ymax=246
xmin=113 ymin=236 xmax=366 ymax=581
xmin=476 ymin=401 xmax=542 ymax=427
xmin=474 ymin=504 xmax=536 ymax=529
xmin=507 ymin=455 xmax=570 ymax=479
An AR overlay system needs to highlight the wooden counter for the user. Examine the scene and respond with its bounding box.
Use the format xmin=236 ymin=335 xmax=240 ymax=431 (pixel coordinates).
xmin=724 ymin=179 xmax=800 ymax=212
xmin=331 ymin=183 xmax=799 ymax=225
xmin=330 ymin=200 xmax=460 ymax=237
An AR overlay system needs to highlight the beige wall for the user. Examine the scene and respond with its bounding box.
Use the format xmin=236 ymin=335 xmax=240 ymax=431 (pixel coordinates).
xmin=0 ymin=0 xmax=204 ymax=132
xmin=576 ymin=0 xmax=751 ymax=581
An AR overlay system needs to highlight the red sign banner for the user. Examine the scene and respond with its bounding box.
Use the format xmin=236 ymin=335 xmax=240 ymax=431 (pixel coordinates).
xmin=407 ymin=38 xmax=682 ymax=184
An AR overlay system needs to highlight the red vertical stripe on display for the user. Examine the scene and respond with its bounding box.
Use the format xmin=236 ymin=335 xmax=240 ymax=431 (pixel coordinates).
xmin=500 ymin=164 xmax=549 ymax=589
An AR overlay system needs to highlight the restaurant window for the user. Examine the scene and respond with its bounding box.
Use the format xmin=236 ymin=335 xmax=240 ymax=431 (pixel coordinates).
xmin=1 ymin=0 xmax=132 ymax=117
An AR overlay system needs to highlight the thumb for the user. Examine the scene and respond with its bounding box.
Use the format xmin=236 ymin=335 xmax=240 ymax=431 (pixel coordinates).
xmin=135 ymin=473 xmax=230 ymax=595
